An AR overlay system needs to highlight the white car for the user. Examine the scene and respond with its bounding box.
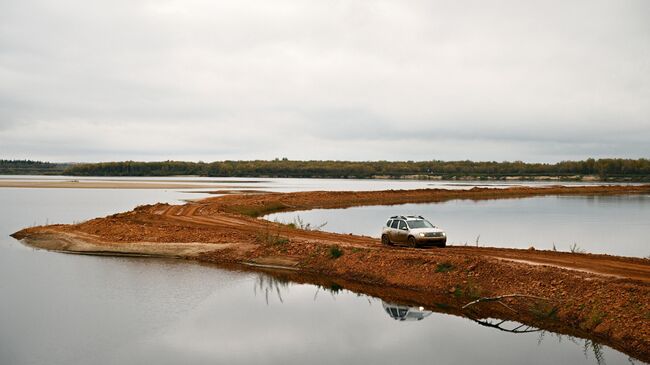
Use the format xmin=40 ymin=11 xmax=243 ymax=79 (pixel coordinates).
xmin=381 ymin=215 xmax=446 ymax=248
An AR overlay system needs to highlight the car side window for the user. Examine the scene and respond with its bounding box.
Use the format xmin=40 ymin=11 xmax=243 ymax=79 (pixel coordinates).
xmin=398 ymin=221 xmax=407 ymax=230
xmin=386 ymin=219 xmax=393 ymax=227
xmin=390 ymin=220 xmax=399 ymax=229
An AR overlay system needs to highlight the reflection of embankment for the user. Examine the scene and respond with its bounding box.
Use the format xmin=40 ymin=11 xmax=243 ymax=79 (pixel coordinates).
xmin=249 ymin=269 xmax=620 ymax=365
xmin=10 ymin=184 xmax=650 ymax=362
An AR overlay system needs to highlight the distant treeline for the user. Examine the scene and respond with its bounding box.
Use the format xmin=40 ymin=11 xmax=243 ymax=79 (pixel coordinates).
xmin=55 ymin=158 xmax=650 ymax=181
xmin=0 ymin=160 xmax=71 ymax=175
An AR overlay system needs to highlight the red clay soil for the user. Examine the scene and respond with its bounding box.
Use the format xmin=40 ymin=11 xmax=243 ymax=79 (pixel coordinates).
xmin=11 ymin=184 xmax=650 ymax=362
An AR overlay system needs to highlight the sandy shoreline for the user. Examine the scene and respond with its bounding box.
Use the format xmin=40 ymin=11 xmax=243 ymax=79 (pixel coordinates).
xmin=10 ymin=184 xmax=650 ymax=361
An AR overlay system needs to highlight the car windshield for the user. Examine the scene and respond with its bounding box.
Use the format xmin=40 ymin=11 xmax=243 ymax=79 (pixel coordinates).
xmin=407 ymin=220 xmax=433 ymax=229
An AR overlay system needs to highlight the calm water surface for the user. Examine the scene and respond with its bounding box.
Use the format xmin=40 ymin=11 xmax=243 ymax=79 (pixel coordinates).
xmin=1 ymin=179 xmax=647 ymax=364
xmin=267 ymin=195 xmax=650 ymax=258
xmin=1 ymin=174 xmax=636 ymax=192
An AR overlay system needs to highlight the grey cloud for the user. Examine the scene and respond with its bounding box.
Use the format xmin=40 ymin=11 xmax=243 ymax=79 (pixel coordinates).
xmin=0 ymin=0 xmax=648 ymax=162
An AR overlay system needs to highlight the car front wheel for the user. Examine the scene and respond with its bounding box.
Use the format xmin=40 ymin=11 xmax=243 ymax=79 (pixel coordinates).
xmin=408 ymin=236 xmax=418 ymax=248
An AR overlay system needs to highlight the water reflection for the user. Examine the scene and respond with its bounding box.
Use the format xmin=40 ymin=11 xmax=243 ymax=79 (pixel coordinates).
xmin=253 ymin=274 xmax=290 ymax=304
xmin=379 ymin=299 xmax=614 ymax=365
xmin=248 ymin=272 xmax=644 ymax=365
xmin=469 ymin=317 xmax=540 ymax=334
xmin=253 ymin=274 xmax=355 ymax=305
xmin=535 ymin=331 xmax=613 ymax=365
xmin=382 ymin=302 xmax=432 ymax=321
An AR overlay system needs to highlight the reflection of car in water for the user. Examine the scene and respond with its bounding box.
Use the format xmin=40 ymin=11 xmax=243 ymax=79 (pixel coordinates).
xmin=382 ymin=301 xmax=433 ymax=321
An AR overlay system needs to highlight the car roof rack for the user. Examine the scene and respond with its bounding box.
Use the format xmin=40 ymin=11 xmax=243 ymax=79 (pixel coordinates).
xmin=403 ymin=215 xmax=425 ymax=220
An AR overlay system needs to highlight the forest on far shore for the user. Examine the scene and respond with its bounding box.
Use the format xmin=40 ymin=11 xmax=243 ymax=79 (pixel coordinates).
xmin=0 ymin=160 xmax=70 ymax=175
xmin=2 ymin=158 xmax=649 ymax=181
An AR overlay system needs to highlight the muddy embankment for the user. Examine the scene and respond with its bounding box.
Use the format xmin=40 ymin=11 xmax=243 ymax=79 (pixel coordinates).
xmin=11 ymin=185 xmax=650 ymax=362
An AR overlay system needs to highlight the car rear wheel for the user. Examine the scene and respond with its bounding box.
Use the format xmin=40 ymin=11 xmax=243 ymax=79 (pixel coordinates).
xmin=381 ymin=234 xmax=392 ymax=245
xmin=408 ymin=236 xmax=418 ymax=248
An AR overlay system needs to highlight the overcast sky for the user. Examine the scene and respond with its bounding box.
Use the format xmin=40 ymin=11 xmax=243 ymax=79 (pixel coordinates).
xmin=1 ymin=0 xmax=649 ymax=162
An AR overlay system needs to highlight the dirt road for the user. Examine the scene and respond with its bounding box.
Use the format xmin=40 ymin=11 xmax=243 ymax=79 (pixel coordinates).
xmin=107 ymin=201 xmax=650 ymax=283
xmin=11 ymin=184 xmax=650 ymax=361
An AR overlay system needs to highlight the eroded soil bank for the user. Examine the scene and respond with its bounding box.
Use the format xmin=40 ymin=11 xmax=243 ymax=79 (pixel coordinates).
xmin=11 ymin=185 xmax=650 ymax=362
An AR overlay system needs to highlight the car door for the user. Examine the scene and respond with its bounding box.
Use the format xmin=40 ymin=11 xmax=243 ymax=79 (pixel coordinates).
xmin=396 ymin=220 xmax=409 ymax=242
xmin=389 ymin=219 xmax=400 ymax=241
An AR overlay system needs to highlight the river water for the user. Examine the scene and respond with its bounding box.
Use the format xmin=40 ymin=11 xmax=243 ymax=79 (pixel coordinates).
xmin=1 ymin=177 xmax=646 ymax=364
xmin=266 ymin=195 xmax=650 ymax=258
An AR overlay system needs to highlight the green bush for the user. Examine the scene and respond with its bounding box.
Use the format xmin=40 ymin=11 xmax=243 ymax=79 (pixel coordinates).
xmin=329 ymin=245 xmax=343 ymax=259
xmin=435 ymin=262 xmax=454 ymax=272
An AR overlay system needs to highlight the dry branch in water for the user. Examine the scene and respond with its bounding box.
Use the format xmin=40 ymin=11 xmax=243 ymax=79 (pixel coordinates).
xmin=462 ymin=294 xmax=549 ymax=309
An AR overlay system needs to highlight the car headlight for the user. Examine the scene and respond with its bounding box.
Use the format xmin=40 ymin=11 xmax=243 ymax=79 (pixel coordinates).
xmin=419 ymin=233 xmax=425 ymax=237
xmin=442 ymin=232 xmax=446 ymax=236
